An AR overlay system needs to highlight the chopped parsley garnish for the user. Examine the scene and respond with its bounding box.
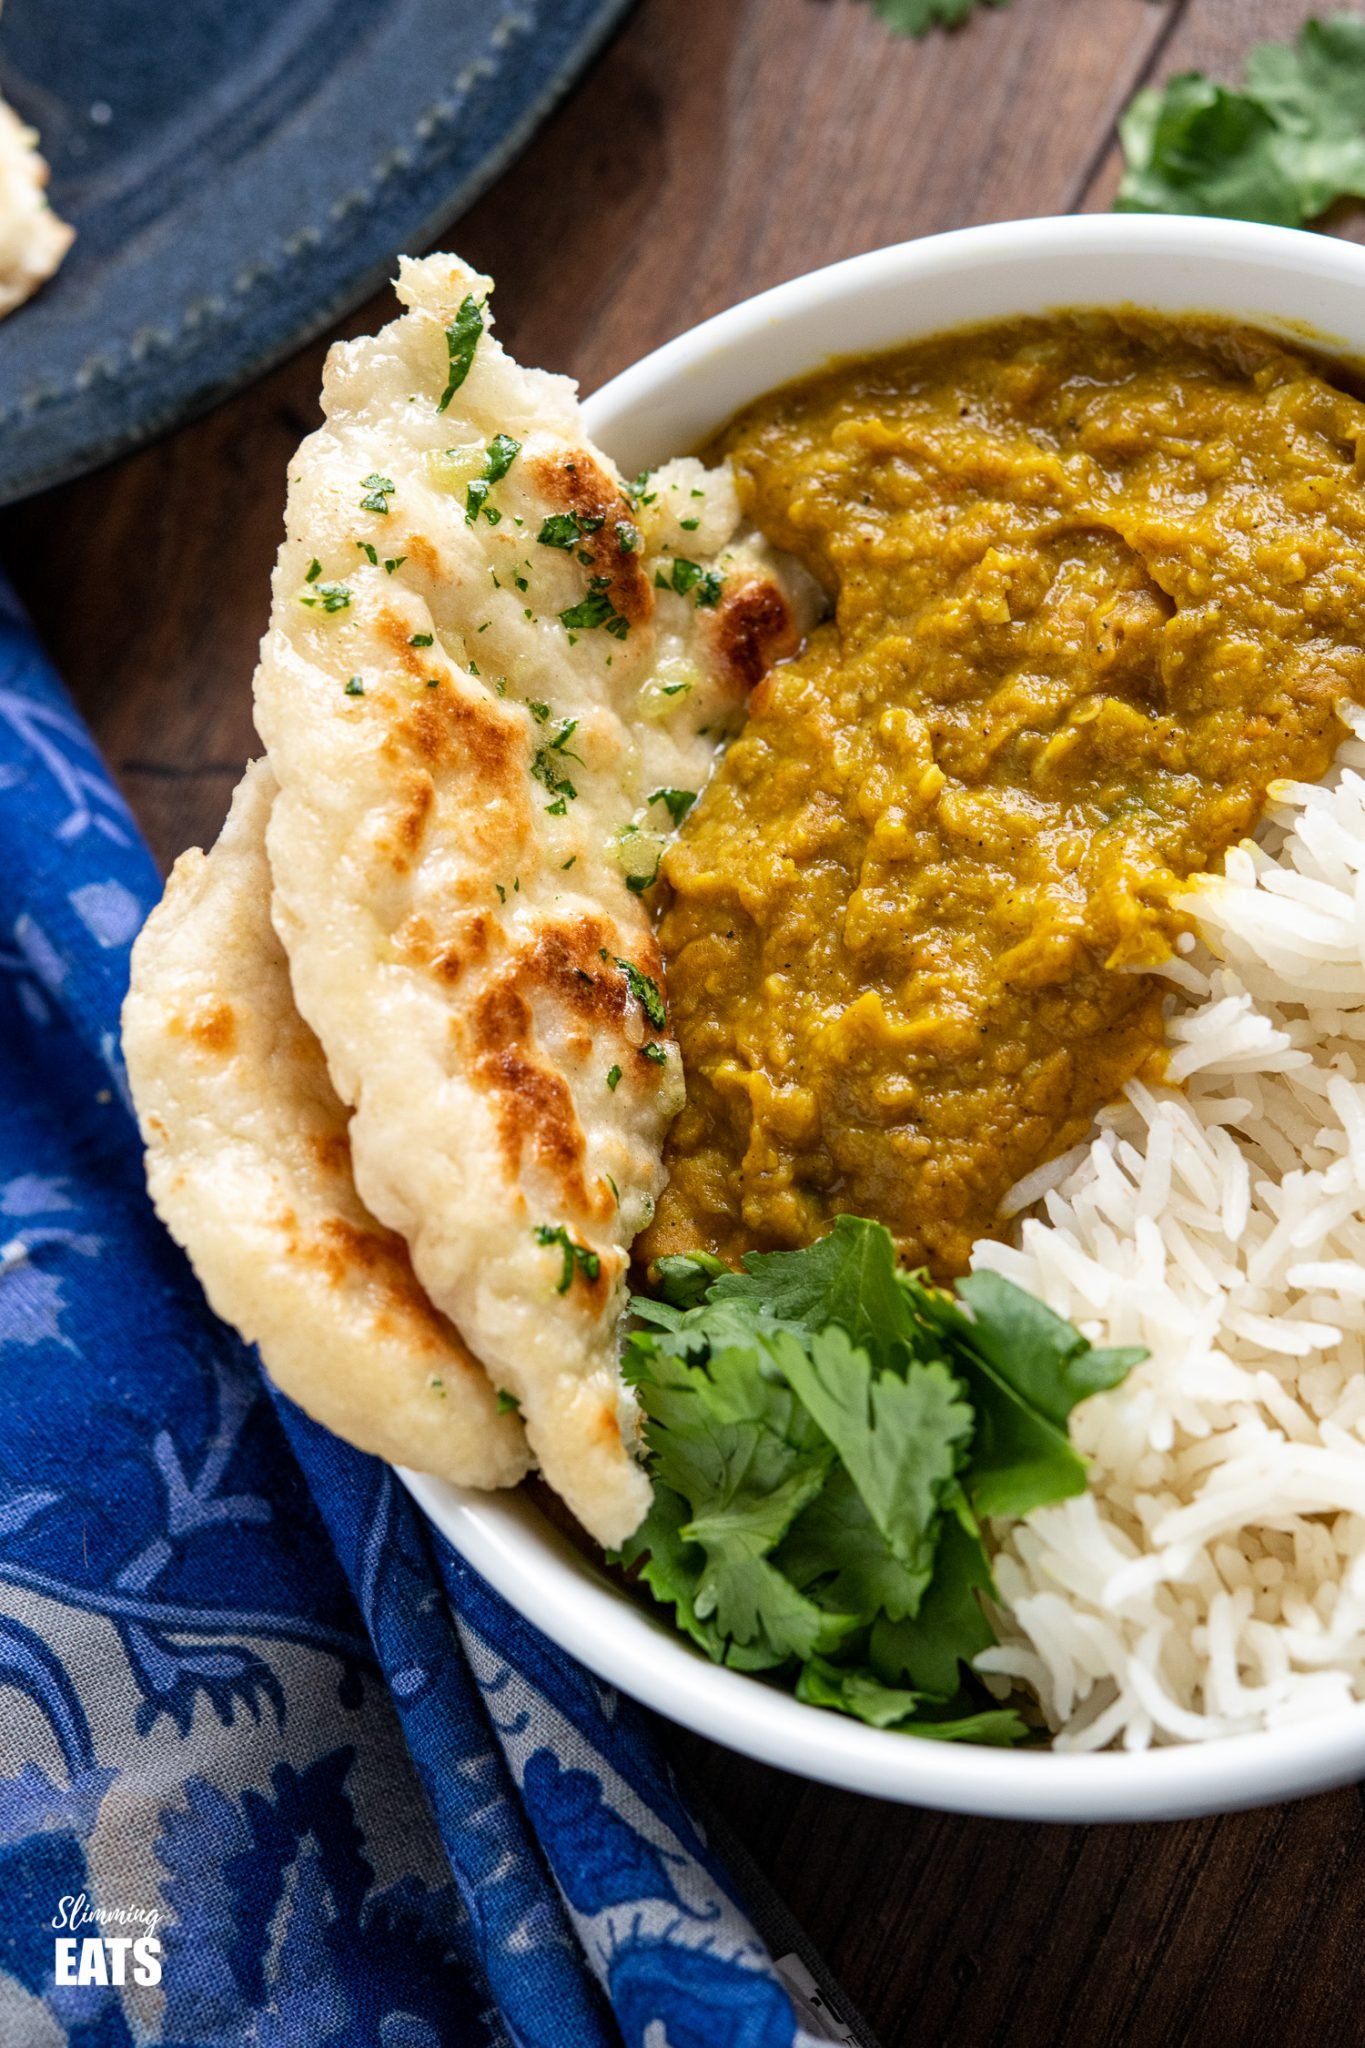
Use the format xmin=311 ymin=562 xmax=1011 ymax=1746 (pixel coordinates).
xmin=409 ymin=632 xmax=434 ymax=647
xmin=437 ymin=295 xmax=484 ymax=411
xmin=534 ymin=1223 xmax=601 ymax=1294
xmin=649 ymin=786 xmax=697 ymax=826
xmin=466 ymin=432 xmax=522 ymax=524
xmin=514 ymin=573 xmax=529 ymax=592
xmin=560 ymin=575 xmax=630 ymax=640
xmin=658 ymin=559 xmax=725 ymax=609
xmin=359 ymin=472 xmax=396 ymax=514
xmin=495 ymin=883 xmax=506 ymax=903
xmin=661 ymin=681 xmax=690 ymax=698
xmin=606 ymin=1064 xmax=622 ymax=1091
xmin=616 ymin=519 xmax=643 ymax=553
xmin=344 ymin=676 xmax=365 ymax=696
xmin=528 ymin=701 xmax=550 ymax=723
xmin=384 ymin=557 xmax=407 ymax=575
xmin=355 ymin=540 xmax=379 ymax=564
xmin=496 ymin=1390 xmax=522 ymax=1416
xmin=532 ymin=747 xmax=578 ymax=813
xmin=538 ymin=510 xmax=606 ymax=550
xmin=305 ymin=558 xmax=323 ymax=583
xmin=549 ymin=717 xmax=579 ymax=755
xmin=614 ymin=956 xmax=666 ymax=1029
xmin=680 ymin=516 xmax=700 ymax=531
xmin=299 ymin=581 xmax=352 ymax=613
xmin=627 ymin=469 xmax=657 ymax=507
xmin=640 ymin=1041 xmax=668 ymax=1065
xmin=562 ymin=856 xmax=576 ymax=870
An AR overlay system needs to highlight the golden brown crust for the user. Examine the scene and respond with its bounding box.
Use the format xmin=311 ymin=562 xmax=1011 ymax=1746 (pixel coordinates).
xmin=531 ymin=449 xmax=654 ymax=627
xmin=707 ymin=575 xmax=799 ymax=700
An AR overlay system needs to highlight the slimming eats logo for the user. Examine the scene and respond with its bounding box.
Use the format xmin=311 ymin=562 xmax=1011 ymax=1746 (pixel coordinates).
xmin=50 ymin=1894 xmax=162 ymax=1987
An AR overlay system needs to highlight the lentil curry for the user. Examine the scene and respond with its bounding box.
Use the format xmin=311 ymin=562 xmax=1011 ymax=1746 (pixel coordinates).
xmin=639 ymin=312 xmax=1365 ymax=1278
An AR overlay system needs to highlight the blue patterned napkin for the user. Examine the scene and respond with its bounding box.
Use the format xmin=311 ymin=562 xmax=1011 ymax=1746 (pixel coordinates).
xmin=0 ymin=580 xmax=825 ymax=2047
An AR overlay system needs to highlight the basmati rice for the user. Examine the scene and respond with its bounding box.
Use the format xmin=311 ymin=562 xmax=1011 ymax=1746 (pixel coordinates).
xmin=976 ymin=705 xmax=1365 ymax=1747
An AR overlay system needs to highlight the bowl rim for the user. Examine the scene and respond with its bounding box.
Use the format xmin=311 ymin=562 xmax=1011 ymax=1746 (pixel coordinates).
xmin=410 ymin=212 xmax=1365 ymax=1821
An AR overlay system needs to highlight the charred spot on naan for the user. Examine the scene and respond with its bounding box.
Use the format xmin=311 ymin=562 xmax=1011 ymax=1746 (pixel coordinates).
xmin=532 ymin=450 xmax=654 ymax=626
xmin=470 ymin=977 xmax=614 ymax=1229
xmin=378 ymin=605 xmax=443 ymax=683
xmin=166 ymin=999 xmax=237 ymax=1056
xmin=396 ymin=907 xmax=498 ymax=986
xmin=706 ymin=574 xmax=800 ymax=700
xmin=376 ymin=685 xmax=535 ymax=871
xmin=287 ymin=1211 xmax=472 ymax=1363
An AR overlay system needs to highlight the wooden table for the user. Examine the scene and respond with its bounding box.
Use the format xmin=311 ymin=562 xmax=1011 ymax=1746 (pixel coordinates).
xmin=10 ymin=2 xmax=1363 ymax=2040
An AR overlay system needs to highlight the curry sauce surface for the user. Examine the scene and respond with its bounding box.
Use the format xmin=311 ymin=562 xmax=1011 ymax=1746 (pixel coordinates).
xmin=640 ymin=313 xmax=1365 ymax=1277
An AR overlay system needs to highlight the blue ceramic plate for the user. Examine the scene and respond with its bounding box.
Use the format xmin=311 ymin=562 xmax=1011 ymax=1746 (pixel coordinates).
xmin=0 ymin=0 xmax=631 ymax=505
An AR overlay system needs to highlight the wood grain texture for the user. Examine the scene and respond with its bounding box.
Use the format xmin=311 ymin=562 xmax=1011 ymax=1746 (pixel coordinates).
xmin=5 ymin=3 xmax=1360 ymax=2043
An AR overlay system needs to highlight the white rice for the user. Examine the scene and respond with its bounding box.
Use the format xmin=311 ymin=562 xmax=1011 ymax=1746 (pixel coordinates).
xmin=975 ymin=705 xmax=1365 ymax=1748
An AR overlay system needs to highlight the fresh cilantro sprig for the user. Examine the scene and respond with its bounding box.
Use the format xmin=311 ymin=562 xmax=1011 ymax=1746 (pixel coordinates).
xmin=1116 ymin=16 xmax=1365 ymax=227
xmin=615 ymin=1216 xmax=1142 ymax=1743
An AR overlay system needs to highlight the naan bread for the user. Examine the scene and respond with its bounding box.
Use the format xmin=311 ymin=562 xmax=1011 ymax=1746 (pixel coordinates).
xmin=122 ymin=760 xmax=528 ymax=1490
xmin=0 ymin=93 xmax=71 ymax=318
xmin=253 ymin=252 xmax=812 ymax=1544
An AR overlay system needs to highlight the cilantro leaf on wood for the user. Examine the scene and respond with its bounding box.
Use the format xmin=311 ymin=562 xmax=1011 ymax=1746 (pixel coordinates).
xmin=871 ymin=0 xmax=1009 ymax=35
xmin=1116 ymin=15 xmax=1365 ymax=228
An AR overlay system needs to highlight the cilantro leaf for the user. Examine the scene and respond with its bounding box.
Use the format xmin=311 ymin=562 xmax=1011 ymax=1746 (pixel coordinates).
xmin=872 ymin=0 xmax=1008 ymax=35
xmin=437 ymin=295 xmax=484 ymax=411
xmin=712 ymin=1213 xmax=916 ymax=1373
xmin=619 ymin=1324 xmax=846 ymax=1664
xmin=772 ymin=1325 xmax=972 ymax=1566
xmin=777 ymin=1465 xmax=936 ymax=1622
xmin=648 ymin=786 xmax=698 ymax=827
xmin=869 ymin=1490 xmax=996 ymax=1697
xmin=614 ymin=955 xmax=667 ymax=1029
xmin=797 ymin=1655 xmax=1025 ymax=1742
xmin=955 ymin=1269 xmax=1142 ymax=1428
xmin=1116 ymin=16 xmax=1365 ymax=227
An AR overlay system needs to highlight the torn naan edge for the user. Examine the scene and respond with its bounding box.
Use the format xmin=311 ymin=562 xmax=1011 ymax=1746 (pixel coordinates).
xmin=122 ymin=760 xmax=528 ymax=1490
xmin=0 ymin=94 xmax=71 ymax=318
xmin=253 ymin=251 xmax=816 ymax=1545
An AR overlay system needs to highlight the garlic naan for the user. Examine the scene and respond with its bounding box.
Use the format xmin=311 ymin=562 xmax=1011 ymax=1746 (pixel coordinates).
xmin=253 ymin=253 xmax=810 ymax=1544
xmin=123 ymin=760 xmax=528 ymax=1490
xmin=0 ymin=93 xmax=71 ymax=318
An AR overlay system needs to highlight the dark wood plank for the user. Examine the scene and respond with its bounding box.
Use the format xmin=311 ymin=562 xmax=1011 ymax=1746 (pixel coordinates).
xmin=6 ymin=4 xmax=1357 ymax=2046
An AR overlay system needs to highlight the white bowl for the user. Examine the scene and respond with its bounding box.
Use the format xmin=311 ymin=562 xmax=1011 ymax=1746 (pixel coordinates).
xmin=403 ymin=214 xmax=1365 ymax=1822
